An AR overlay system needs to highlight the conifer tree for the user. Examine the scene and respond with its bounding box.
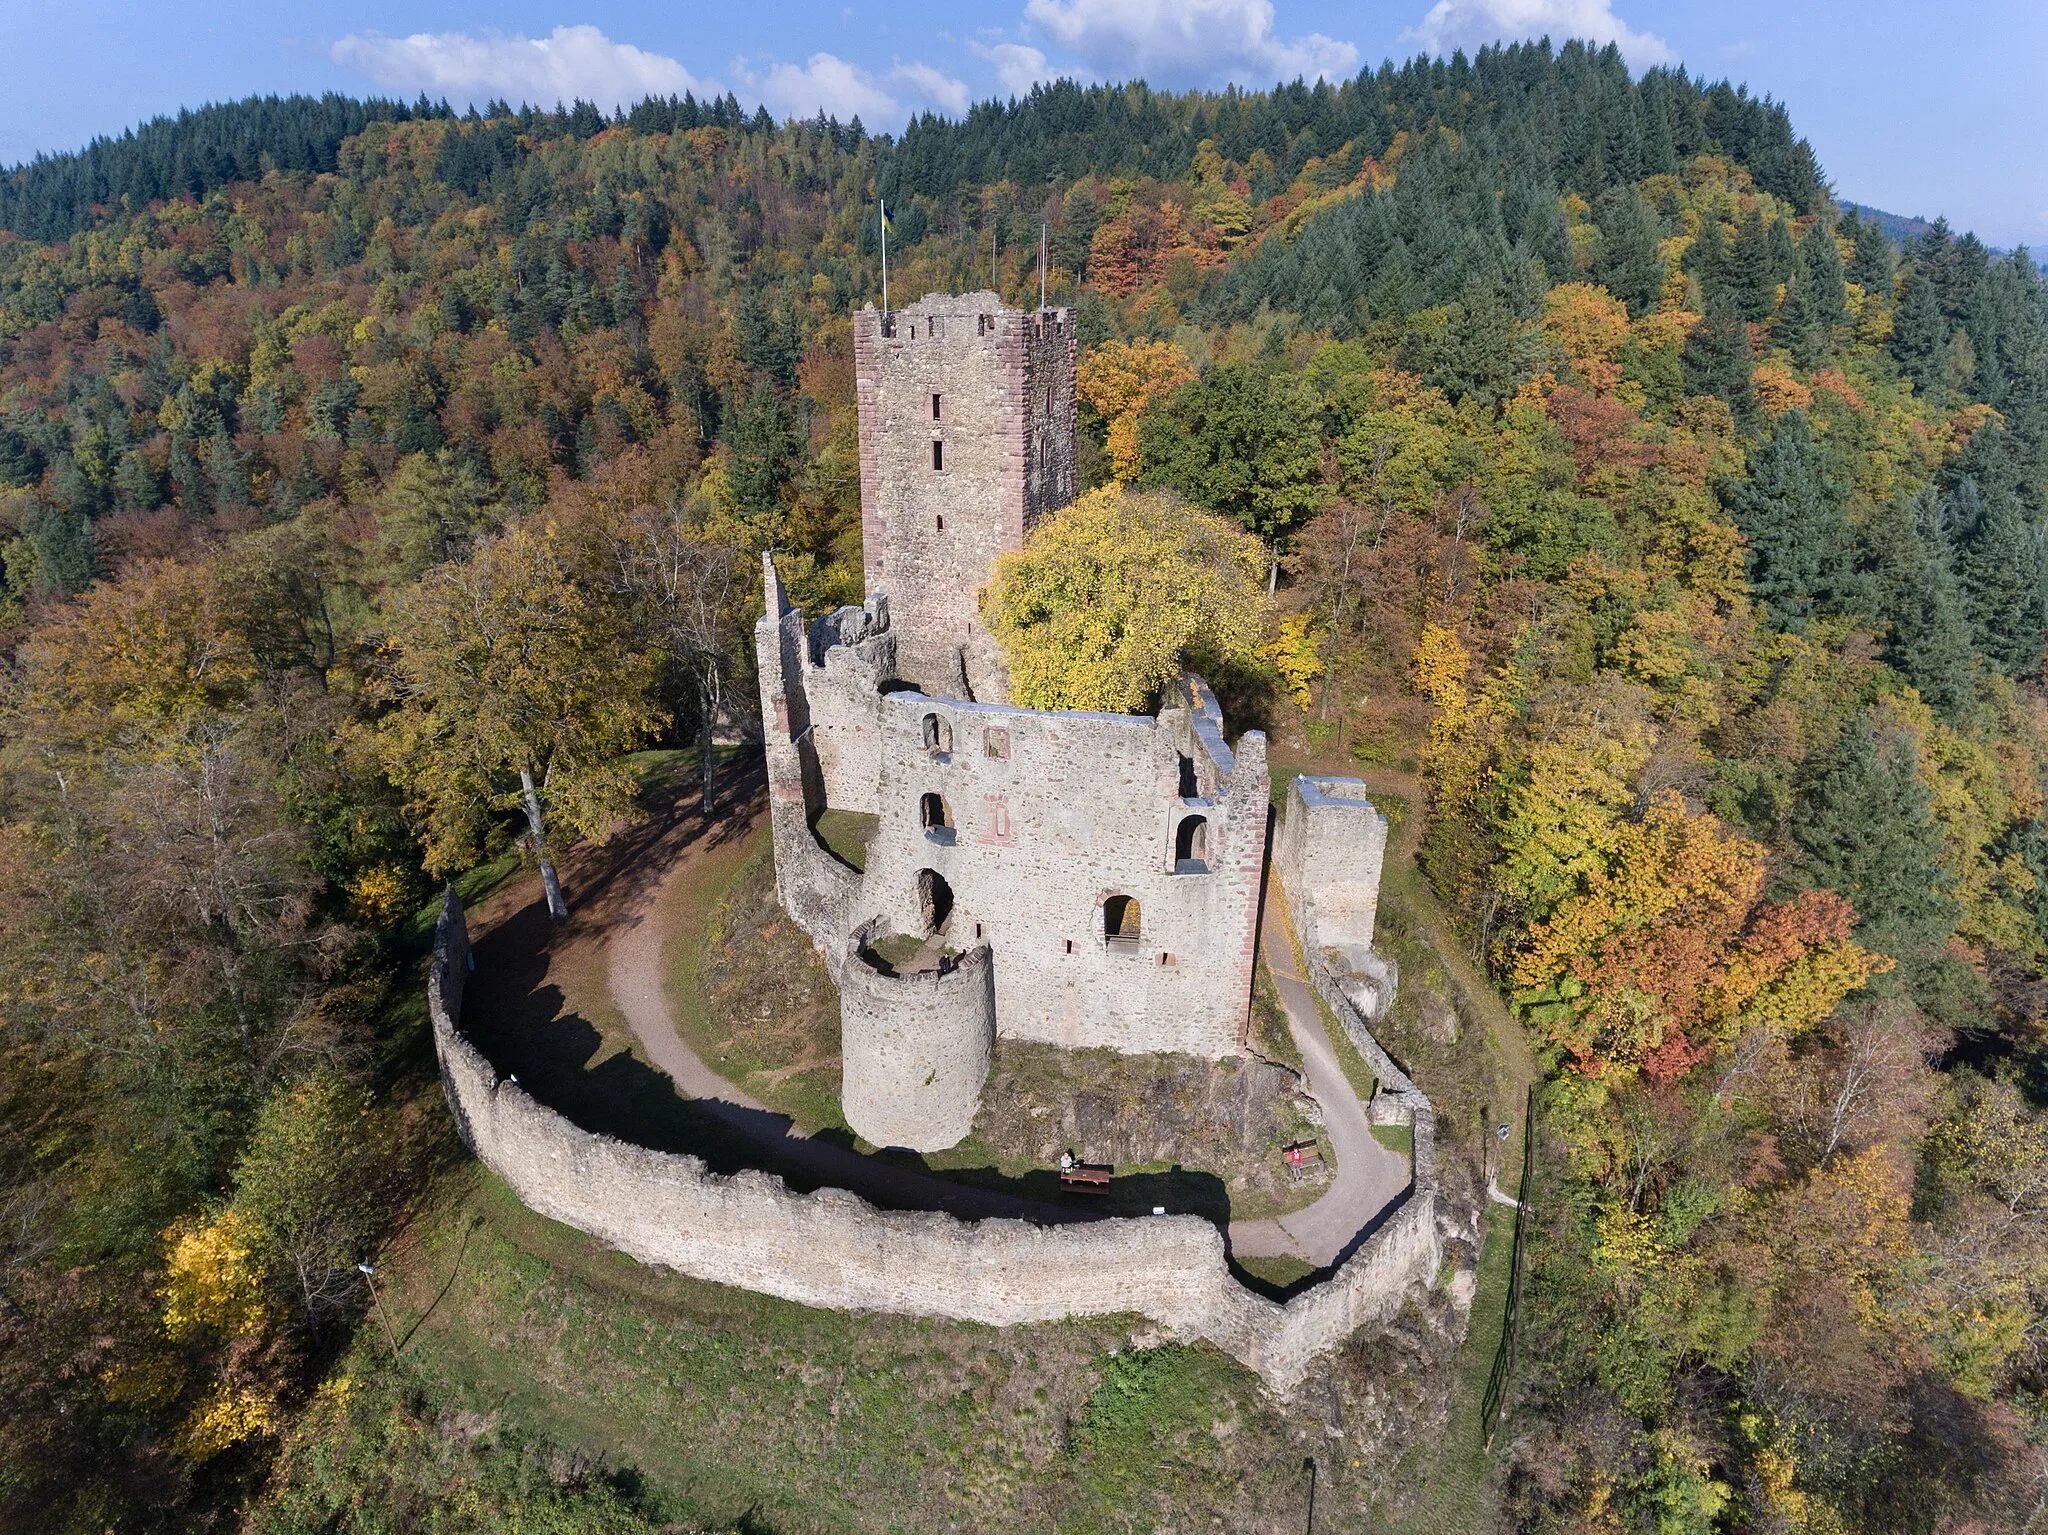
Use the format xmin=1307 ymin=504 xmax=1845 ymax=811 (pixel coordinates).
xmin=1682 ymin=296 xmax=1756 ymax=425
xmin=1791 ymin=712 xmax=1958 ymax=959
xmin=1872 ymin=487 xmax=1976 ymax=717
xmin=1950 ymin=475 xmax=2048 ymax=677
xmin=1846 ymin=209 xmax=1896 ymax=294
xmin=1891 ymin=275 xmax=1950 ymax=398
xmin=1779 ymin=218 xmax=1846 ymax=367
xmin=1728 ymin=208 xmax=1779 ymax=322
xmin=1593 ymin=188 xmax=1664 ymax=317
xmin=1685 ymin=217 xmax=1728 ymax=308
xmin=1721 ymin=409 xmax=1858 ymax=630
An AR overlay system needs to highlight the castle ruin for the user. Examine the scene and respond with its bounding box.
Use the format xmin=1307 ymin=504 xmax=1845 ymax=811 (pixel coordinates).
xmin=426 ymin=295 xmax=1444 ymax=1391
xmin=757 ymin=292 xmax=1269 ymax=1151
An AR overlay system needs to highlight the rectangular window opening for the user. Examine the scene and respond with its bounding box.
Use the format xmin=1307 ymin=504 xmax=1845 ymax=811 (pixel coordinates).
xmin=931 ymin=393 xmax=942 ymax=420
xmin=984 ymin=726 xmax=1009 ymax=760
xmin=937 ymin=514 xmax=944 ymax=531
xmin=1063 ymin=938 xmax=1073 ymax=955
xmin=932 ymin=440 xmax=944 ymax=471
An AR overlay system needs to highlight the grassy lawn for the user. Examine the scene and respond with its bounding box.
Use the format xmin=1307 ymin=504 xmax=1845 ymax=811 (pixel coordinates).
xmin=813 ymin=807 xmax=880 ymax=870
xmin=1370 ymin=1122 xmax=1415 ymax=1158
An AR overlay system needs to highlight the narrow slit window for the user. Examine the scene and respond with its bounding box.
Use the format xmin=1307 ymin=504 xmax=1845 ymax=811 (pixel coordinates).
xmin=936 ymin=514 xmax=944 ymax=531
xmin=932 ymin=439 xmax=944 ymax=471
xmin=931 ymin=393 xmax=942 ymax=420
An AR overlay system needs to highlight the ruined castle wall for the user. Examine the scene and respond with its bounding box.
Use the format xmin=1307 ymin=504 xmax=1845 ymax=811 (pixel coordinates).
xmin=1277 ymin=775 xmax=1390 ymax=957
xmin=428 ymin=889 xmax=1441 ymax=1395
xmin=802 ymin=600 xmax=894 ymax=815
xmin=854 ymin=688 xmax=1266 ymax=1059
xmin=855 ymin=294 xmax=1076 ymax=697
xmin=838 ymin=926 xmax=995 ymax=1152
xmin=754 ymin=568 xmax=859 ymax=969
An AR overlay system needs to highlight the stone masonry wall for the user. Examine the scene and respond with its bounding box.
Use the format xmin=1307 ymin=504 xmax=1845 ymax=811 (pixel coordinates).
xmin=755 ymin=560 xmax=859 ymax=975
xmin=428 ymin=888 xmax=1440 ymax=1395
xmin=1276 ymin=775 xmax=1390 ymax=957
xmin=856 ymin=686 xmax=1266 ymax=1059
xmin=838 ymin=923 xmax=995 ymax=1152
xmin=855 ymin=293 xmax=1076 ymax=696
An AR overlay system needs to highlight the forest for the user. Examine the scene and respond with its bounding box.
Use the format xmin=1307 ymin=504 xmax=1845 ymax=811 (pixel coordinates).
xmin=2 ymin=38 xmax=2047 ymax=1532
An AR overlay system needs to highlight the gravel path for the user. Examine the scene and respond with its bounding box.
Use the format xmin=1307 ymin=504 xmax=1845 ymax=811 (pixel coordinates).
xmin=1226 ymin=893 xmax=1413 ymax=1265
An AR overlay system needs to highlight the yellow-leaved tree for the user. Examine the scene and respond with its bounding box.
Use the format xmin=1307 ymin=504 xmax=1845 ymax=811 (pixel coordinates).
xmin=1076 ymin=339 xmax=1196 ymax=483
xmin=373 ymin=519 xmax=665 ymax=920
xmin=981 ymin=486 xmax=1268 ymax=713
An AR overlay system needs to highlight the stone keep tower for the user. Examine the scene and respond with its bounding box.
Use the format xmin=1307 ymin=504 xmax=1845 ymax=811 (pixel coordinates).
xmin=854 ymin=291 xmax=1078 ymax=698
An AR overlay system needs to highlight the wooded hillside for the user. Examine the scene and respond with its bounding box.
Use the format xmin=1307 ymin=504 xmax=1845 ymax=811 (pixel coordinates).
xmin=3 ymin=42 xmax=2047 ymax=1532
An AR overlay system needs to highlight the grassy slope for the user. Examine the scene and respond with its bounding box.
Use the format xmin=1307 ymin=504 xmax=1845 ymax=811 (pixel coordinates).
xmin=325 ymin=1162 xmax=1349 ymax=1535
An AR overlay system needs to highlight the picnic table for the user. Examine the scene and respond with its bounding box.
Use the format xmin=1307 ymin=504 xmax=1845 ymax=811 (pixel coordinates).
xmin=1059 ymin=1161 xmax=1113 ymax=1194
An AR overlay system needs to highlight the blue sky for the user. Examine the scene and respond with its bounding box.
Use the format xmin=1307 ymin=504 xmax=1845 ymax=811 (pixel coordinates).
xmin=1 ymin=0 xmax=2041 ymax=249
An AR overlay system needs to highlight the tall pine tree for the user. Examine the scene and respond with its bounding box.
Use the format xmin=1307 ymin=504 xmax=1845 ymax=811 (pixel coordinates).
xmin=1891 ymin=275 xmax=1950 ymax=398
xmin=1683 ymin=296 xmax=1756 ymax=425
xmin=1727 ymin=207 xmax=1779 ymax=322
xmin=1721 ymin=409 xmax=1858 ymax=630
xmin=1594 ymin=187 xmax=1665 ymax=317
xmin=1778 ymin=218 xmax=1846 ymax=367
xmin=1871 ymin=486 xmax=1976 ymax=717
xmin=1949 ymin=475 xmax=2048 ymax=677
xmin=1791 ymin=713 xmax=1958 ymax=960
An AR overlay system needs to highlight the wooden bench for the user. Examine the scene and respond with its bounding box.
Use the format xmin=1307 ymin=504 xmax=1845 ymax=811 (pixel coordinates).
xmin=1283 ymin=1141 xmax=1323 ymax=1180
xmin=1059 ymin=1163 xmax=1113 ymax=1194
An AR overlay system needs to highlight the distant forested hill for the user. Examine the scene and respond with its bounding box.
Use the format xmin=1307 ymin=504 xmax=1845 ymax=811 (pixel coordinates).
xmin=4 ymin=40 xmax=2048 ymax=1535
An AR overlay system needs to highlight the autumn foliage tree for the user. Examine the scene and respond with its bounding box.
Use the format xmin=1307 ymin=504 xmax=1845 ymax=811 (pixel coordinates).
xmin=373 ymin=520 xmax=664 ymax=920
xmin=981 ymin=485 xmax=1268 ymax=712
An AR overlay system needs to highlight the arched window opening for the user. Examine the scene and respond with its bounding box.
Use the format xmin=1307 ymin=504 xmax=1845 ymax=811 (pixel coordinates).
xmin=919 ymin=792 xmax=953 ymax=832
xmin=917 ymin=869 xmax=954 ymax=935
xmin=922 ymin=713 xmax=952 ymax=755
xmin=1175 ymin=815 xmax=1209 ymax=872
xmin=1103 ymin=894 xmax=1142 ymax=949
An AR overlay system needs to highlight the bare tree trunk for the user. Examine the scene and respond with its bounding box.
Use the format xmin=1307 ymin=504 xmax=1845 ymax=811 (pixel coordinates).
xmin=696 ymin=667 xmax=720 ymax=822
xmin=519 ymin=766 xmax=569 ymax=922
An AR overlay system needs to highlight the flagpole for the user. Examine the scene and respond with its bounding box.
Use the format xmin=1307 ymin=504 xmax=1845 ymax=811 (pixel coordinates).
xmin=880 ymin=197 xmax=888 ymax=314
xmin=1039 ymin=222 xmax=1047 ymax=310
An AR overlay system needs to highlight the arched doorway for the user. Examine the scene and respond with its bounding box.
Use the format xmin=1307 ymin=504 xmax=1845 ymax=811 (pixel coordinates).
xmin=1103 ymin=893 xmax=1141 ymax=949
xmin=917 ymin=869 xmax=954 ymax=935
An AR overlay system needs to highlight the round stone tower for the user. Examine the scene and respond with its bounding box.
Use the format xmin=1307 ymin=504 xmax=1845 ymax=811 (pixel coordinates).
xmin=838 ymin=920 xmax=995 ymax=1152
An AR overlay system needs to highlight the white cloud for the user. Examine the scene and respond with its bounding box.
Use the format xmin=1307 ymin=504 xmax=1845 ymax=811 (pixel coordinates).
xmin=1022 ymin=0 xmax=1357 ymax=85
xmin=741 ymin=52 xmax=969 ymax=125
xmin=1404 ymin=0 xmax=1674 ymax=71
xmin=331 ymin=24 xmax=704 ymax=110
xmin=891 ymin=60 xmax=973 ymax=116
xmin=972 ymin=41 xmax=1057 ymax=97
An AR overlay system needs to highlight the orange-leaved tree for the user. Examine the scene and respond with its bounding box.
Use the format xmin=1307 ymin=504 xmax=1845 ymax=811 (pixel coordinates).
xmin=1077 ymin=338 xmax=1196 ymax=483
xmin=1513 ymin=791 xmax=1887 ymax=1079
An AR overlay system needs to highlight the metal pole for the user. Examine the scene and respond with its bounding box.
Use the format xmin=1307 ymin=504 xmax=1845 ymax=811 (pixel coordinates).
xmin=358 ymin=1262 xmax=401 ymax=1358
xmin=880 ymin=198 xmax=888 ymax=315
xmin=1040 ymin=221 xmax=1047 ymax=309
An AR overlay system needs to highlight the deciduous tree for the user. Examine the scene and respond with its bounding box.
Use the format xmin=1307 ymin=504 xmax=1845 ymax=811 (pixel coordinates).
xmin=374 ymin=520 xmax=664 ymax=920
